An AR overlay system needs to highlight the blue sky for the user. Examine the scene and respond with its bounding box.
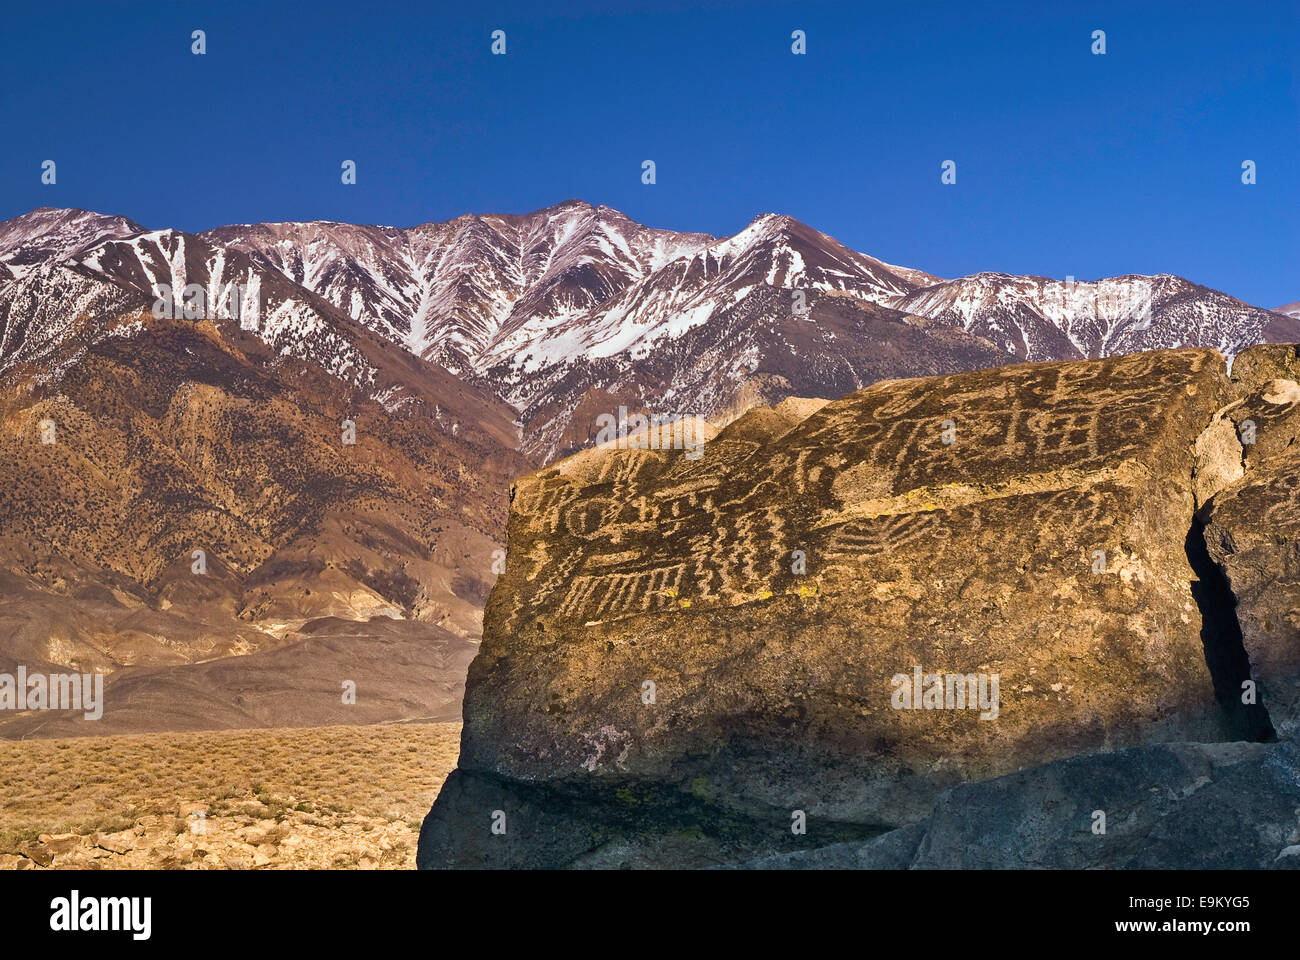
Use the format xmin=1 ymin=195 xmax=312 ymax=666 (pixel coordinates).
xmin=2 ymin=0 xmax=1296 ymax=306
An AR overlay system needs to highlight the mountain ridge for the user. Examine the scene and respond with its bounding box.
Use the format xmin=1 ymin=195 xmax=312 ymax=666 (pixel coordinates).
xmin=3 ymin=202 xmax=1292 ymax=465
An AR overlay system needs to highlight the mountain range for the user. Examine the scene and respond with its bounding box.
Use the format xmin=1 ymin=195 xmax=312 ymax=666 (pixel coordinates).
xmin=0 ymin=200 xmax=1294 ymax=733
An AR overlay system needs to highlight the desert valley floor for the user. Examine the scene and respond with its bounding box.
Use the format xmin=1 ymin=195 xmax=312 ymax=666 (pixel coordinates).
xmin=0 ymin=722 xmax=461 ymax=869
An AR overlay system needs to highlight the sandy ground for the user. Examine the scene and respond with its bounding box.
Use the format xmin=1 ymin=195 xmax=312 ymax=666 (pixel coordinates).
xmin=0 ymin=721 xmax=461 ymax=869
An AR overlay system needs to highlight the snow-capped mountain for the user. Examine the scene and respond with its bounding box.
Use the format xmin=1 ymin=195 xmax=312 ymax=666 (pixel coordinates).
xmin=0 ymin=207 xmax=142 ymax=278
xmin=467 ymin=212 xmax=979 ymax=459
xmin=477 ymin=213 xmax=938 ymax=388
xmin=0 ymin=209 xmax=531 ymax=714
xmin=200 ymin=203 xmax=957 ymax=451
xmin=1 ymin=202 xmax=1292 ymax=463
xmin=1265 ymin=303 xmax=1300 ymax=343
xmin=888 ymin=273 xmax=1289 ymax=362
xmin=0 ymin=211 xmax=522 ymax=453
xmin=202 ymin=200 xmax=710 ymax=375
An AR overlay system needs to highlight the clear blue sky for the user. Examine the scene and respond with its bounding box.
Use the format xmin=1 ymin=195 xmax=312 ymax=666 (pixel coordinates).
xmin=2 ymin=0 xmax=1296 ymax=306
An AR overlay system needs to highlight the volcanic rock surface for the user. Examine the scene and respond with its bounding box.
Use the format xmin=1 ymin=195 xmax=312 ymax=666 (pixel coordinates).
xmin=420 ymin=347 xmax=1292 ymax=868
xmin=730 ymin=740 xmax=1300 ymax=869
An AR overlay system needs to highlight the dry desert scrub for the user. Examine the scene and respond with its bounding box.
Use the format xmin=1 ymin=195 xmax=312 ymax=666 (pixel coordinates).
xmin=0 ymin=721 xmax=461 ymax=869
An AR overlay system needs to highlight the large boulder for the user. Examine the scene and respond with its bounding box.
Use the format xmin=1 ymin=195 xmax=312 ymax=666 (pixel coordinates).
xmin=420 ymin=349 xmax=1266 ymax=869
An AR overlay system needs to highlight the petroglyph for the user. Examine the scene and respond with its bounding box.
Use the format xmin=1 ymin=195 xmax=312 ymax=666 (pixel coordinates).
xmin=557 ymin=563 xmax=686 ymax=623
xmin=501 ymin=351 xmax=1220 ymax=628
xmin=825 ymin=512 xmax=953 ymax=558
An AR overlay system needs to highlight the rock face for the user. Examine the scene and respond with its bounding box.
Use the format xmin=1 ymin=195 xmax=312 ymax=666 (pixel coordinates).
xmin=420 ymin=347 xmax=1279 ymax=869
xmin=1203 ymin=343 xmax=1300 ymax=739
xmin=911 ymin=740 xmax=1300 ymax=869
xmin=730 ymin=741 xmax=1300 ymax=869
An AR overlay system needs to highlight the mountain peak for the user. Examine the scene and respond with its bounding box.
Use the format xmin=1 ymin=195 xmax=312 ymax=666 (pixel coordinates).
xmin=537 ymin=198 xmax=595 ymax=216
xmin=6 ymin=205 xmax=143 ymax=228
xmin=2 ymin=201 xmax=1284 ymax=454
xmin=0 ymin=206 xmax=146 ymax=277
xmin=749 ymin=211 xmax=797 ymax=228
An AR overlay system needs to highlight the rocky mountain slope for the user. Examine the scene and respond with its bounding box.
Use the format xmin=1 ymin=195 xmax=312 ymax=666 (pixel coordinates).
xmin=506 ymin=288 xmax=1014 ymax=462
xmin=1276 ymin=301 xmax=1300 ymax=315
xmin=197 ymin=203 xmax=1292 ymax=462
xmin=0 ymin=214 xmax=528 ymax=737
xmin=202 ymin=201 xmax=711 ymax=377
xmin=0 ymin=208 xmax=141 ymax=277
xmin=887 ymin=273 xmax=1289 ymax=362
xmin=418 ymin=344 xmax=1300 ymax=869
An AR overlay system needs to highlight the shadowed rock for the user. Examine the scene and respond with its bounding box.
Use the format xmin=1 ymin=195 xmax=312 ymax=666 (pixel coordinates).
xmin=1204 ymin=343 xmax=1300 ymax=739
xmin=732 ymin=740 xmax=1300 ymax=869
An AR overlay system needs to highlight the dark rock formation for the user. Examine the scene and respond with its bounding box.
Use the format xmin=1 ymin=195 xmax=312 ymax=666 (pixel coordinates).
xmin=731 ymin=741 xmax=1300 ymax=869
